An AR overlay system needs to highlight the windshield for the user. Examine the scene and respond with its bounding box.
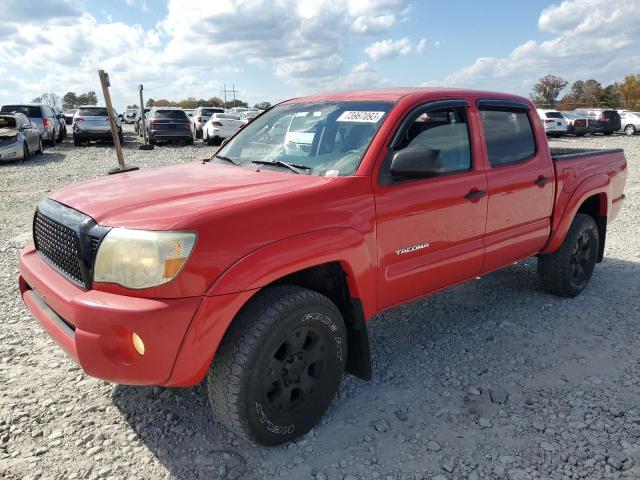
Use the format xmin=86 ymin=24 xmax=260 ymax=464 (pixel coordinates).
xmin=1 ymin=105 xmax=42 ymax=118
xmin=201 ymin=109 xmax=223 ymax=116
xmin=78 ymin=107 xmax=108 ymax=116
xmin=216 ymin=101 xmax=393 ymax=176
xmin=153 ymin=110 xmax=188 ymax=119
xmin=214 ymin=113 xmax=241 ymax=120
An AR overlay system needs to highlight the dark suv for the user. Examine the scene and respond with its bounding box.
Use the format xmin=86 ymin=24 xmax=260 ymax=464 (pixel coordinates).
xmin=575 ymin=109 xmax=621 ymax=135
xmin=146 ymin=108 xmax=193 ymax=145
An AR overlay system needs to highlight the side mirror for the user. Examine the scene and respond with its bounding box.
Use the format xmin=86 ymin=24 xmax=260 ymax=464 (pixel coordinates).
xmin=390 ymin=148 xmax=443 ymax=179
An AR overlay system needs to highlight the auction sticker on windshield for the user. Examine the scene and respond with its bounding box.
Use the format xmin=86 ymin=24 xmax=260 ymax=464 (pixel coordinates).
xmin=337 ymin=111 xmax=385 ymax=123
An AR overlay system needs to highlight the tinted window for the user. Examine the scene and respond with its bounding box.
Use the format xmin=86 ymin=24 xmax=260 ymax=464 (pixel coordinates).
xmin=545 ymin=111 xmax=563 ymax=119
xmin=200 ymin=108 xmax=223 ymax=116
xmin=214 ymin=114 xmax=241 ymax=120
xmin=603 ymin=110 xmax=620 ymax=118
xmin=0 ymin=116 xmax=17 ymax=128
xmin=78 ymin=107 xmax=108 ymax=116
xmin=397 ymin=107 xmax=472 ymax=174
xmin=480 ymin=109 xmax=535 ymax=166
xmin=153 ymin=110 xmax=188 ymax=119
xmin=1 ymin=105 xmax=43 ymax=118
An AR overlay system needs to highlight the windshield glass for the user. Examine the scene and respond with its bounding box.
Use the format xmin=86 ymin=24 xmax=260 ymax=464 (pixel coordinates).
xmin=153 ymin=110 xmax=188 ymax=119
xmin=78 ymin=107 xmax=108 ymax=116
xmin=1 ymin=105 xmax=42 ymax=118
xmin=216 ymin=101 xmax=393 ymax=176
xmin=201 ymin=109 xmax=223 ymax=116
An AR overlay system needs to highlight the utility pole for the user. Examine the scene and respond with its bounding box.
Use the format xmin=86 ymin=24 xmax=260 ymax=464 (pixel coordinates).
xmin=98 ymin=70 xmax=139 ymax=174
xmin=220 ymin=84 xmax=239 ymax=109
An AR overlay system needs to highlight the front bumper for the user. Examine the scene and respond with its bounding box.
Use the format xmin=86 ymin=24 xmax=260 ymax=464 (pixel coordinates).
xmin=19 ymin=244 xmax=204 ymax=385
xmin=0 ymin=141 xmax=21 ymax=161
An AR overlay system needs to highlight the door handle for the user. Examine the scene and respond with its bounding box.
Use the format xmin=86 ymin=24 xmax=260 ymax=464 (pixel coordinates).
xmin=535 ymin=176 xmax=551 ymax=187
xmin=464 ymin=189 xmax=487 ymax=201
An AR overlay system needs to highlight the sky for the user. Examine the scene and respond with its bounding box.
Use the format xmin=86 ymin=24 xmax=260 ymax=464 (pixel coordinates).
xmin=1 ymin=0 xmax=639 ymax=110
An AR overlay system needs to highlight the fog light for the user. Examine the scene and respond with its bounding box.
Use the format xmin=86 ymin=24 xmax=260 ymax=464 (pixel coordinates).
xmin=131 ymin=332 xmax=145 ymax=356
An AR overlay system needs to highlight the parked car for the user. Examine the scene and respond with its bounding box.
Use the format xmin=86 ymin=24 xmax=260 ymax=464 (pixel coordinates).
xmin=184 ymin=109 xmax=195 ymax=120
xmin=239 ymin=110 xmax=261 ymax=124
xmin=0 ymin=113 xmax=43 ymax=161
xmin=620 ymin=111 xmax=640 ymax=135
xmin=64 ymin=109 xmax=77 ymax=125
xmin=560 ymin=111 xmax=594 ymax=136
xmin=202 ymin=113 xmax=243 ymax=145
xmin=134 ymin=108 xmax=150 ymax=136
xmin=192 ymin=107 xmax=224 ymax=139
xmin=0 ymin=103 xmax=58 ymax=146
xmin=227 ymin=106 xmax=250 ymax=114
xmin=124 ymin=109 xmax=137 ymax=124
xmin=72 ymin=106 xmax=122 ymax=146
xmin=146 ymin=107 xmax=193 ymax=145
xmin=18 ymin=88 xmax=627 ymax=446
xmin=536 ymin=109 xmax=568 ymax=137
xmin=52 ymin=108 xmax=67 ymax=142
xmin=574 ymin=109 xmax=621 ymax=135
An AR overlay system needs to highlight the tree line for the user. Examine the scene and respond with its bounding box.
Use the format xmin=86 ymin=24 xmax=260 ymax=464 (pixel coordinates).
xmin=124 ymin=97 xmax=271 ymax=111
xmin=530 ymin=74 xmax=640 ymax=110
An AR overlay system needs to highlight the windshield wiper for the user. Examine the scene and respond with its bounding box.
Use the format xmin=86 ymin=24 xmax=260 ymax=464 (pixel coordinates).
xmin=251 ymin=160 xmax=311 ymax=175
xmin=211 ymin=154 xmax=239 ymax=165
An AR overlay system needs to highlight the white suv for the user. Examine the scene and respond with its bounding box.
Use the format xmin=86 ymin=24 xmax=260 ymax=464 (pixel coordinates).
xmin=537 ymin=109 xmax=568 ymax=137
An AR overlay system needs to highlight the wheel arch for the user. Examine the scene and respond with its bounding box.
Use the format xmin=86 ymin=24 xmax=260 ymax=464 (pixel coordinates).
xmin=543 ymin=175 xmax=609 ymax=259
xmin=167 ymin=228 xmax=377 ymax=386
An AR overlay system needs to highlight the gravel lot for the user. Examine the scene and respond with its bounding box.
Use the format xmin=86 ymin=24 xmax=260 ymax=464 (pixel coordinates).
xmin=1 ymin=128 xmax=639 ymax=480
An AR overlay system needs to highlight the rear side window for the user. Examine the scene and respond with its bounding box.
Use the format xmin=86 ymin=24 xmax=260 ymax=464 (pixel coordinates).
xmin=1 ymin=105 xmax=43 ymax=118
xmin=545 ymin=111 xmax=563 ymax=119
xmin=603 ymin=110 xmax=620 ymax=118
xmin=78 ymin=107 xmax=108 ymax=116
xmin=153 ymin=110 xmax=188 ymax=119
xmin=480 ymin=109 xmax=536 ymax=166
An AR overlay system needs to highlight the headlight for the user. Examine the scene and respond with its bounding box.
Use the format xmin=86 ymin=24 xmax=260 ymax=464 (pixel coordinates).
xmin=93 ymin=229 xmax=196 ymax=289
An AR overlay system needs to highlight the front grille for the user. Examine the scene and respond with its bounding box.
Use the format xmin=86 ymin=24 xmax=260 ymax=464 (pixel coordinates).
xmin=33 ymin=211 xmax=84 ymax=286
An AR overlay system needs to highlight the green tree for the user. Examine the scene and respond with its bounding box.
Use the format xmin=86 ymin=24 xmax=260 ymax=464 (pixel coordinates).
xmin=530 ymin=75 xmax=568 ymax=107
xmin=77 ymin=91 xmax=98 ymax=106
xmin=619 ymin=74 xmax=640 ymax=109
xmin=146 ymin=98 xmax=156 ymax=107
xmin=62 ymin=92 xmax=79 ymax=109
xmin=254 ymin=102 xmax=271 ymax=110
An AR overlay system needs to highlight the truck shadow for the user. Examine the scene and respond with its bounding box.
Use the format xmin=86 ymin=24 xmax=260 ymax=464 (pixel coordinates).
xmin=112 ymin=256 xmax=640 ymax=479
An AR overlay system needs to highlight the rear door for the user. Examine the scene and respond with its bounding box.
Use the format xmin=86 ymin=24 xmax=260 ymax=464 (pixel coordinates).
xmin=374 ymin=100 xmax=488 ymax=309
xmin=478 ymin=100 xmax=555 ymax=272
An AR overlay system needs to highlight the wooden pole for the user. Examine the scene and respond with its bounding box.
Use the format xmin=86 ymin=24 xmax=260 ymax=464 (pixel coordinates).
xmin=139 ymin=84 xmax=148 ymax=146
xmin=98 ymin=70 xmax=125 ymax=169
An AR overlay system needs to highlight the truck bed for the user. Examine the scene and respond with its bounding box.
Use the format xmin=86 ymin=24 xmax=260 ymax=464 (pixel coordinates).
xmin=550 ymin=147 xmax=624 ymax=161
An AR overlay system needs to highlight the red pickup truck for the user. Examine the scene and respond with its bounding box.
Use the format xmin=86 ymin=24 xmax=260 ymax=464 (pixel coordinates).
xmin=19 ymin=88 xmax=627 ymax=445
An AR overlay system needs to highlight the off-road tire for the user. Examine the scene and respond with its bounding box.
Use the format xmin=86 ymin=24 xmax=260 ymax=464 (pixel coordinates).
xmin=538 ymin=213 xmax=599 ymax=297
xmin=206 ymin=285 xmax=347 ymax=446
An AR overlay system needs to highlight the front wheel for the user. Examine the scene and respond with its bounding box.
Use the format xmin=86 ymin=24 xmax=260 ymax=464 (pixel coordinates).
xmin=207 ymin=285 xmax=347 ymax=446
xmin=538 ymin=213 xmax=599 ymax=297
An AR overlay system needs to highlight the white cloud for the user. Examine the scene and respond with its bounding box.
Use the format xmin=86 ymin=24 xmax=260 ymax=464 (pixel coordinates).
xmin=365 ymin=38 xmax=412 ymax=61
xmin=425 ymin=0 xmax=640 ymax=95
xmin=416 ymin=38 xmax=427 ymax=53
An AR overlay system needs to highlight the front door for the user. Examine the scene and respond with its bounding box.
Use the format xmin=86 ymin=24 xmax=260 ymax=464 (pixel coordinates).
xmin=374 ymin=101 xmax=488 ymax=309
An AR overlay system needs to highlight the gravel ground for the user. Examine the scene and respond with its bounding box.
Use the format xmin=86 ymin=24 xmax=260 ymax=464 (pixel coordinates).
xmin=1 ymin=128 xmax=639 ymax=480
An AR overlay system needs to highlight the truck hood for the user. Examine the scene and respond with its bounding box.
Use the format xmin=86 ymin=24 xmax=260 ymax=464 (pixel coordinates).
xmin=49 ymin=161 xmax=335 ymax=229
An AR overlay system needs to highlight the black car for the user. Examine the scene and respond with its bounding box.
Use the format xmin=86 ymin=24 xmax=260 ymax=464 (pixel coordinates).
xmin=575 ymin=109 xmax=621 ymax=135
xmin=146 ymin=108 xmax=193 ymax=145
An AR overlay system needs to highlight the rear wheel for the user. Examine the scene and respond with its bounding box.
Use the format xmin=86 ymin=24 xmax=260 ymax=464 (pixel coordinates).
xmin=22 ymin=142 xmax=29 ymax=161
xmin=73 ymin=135 xmax=82 ymax=147
xmin=624 ymin=124 xmax=636 ymax=135
xmin=604 ymin=130 xmax=614 ymax=136
xmin=207 ymin=285 xmax=347 ymax=446
xmin=36 ymin=136 xmax=43 ymax=154
xmin=538 ymin=213 xmax=599 ymax=297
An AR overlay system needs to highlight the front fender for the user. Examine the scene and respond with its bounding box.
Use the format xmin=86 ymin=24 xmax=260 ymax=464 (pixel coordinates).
xmin=208 ymin=227 xmax=378 ymax=318
xmin=542 ymin=174 xmax=610 ymax=254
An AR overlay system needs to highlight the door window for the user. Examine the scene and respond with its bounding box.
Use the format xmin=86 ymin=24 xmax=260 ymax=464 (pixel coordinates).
xmin=480 ymin=109 xmax=535 ymax=166
xmin=394 ymin=107 xmax=472 ymax=176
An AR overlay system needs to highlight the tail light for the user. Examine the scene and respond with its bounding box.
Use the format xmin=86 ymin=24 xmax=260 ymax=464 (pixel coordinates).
xmin=544 ymin=119 xmax=555 ymax=124
xmin=150 ymin=119 xmax=160 ymax=125
xmin=75 ymin=117 xmax=84 ymax=123
xmin=43 ymin=118 xmax=49 ymax=128
xmin=212 ymin=121 xmax=223 ymax=127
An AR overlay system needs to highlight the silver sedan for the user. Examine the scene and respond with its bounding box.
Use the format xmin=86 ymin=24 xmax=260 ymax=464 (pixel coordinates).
xmin=0 ymin=113 xmax=43 ymax=161
xmin=620 ymin=112 xmax=640 ymax=135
